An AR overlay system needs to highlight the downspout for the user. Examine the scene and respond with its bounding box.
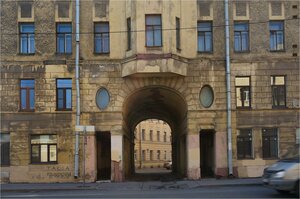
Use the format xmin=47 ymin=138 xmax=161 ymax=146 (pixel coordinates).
xmin=74 ymin=0 xmax=80 ymax=178
xmin=224 ymin=0 xmax=233 ymax=176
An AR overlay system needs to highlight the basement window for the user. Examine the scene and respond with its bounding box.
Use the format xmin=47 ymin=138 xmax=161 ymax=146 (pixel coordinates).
xmin=237 ymin=129 xmax=252 ymax=159
xmin=0 ymin=133 xmax=10 ymax=166
xmin=31 ymin=135 xmax=57 ymax=164
xmin=262 ymin=128 xmax=278 ymax=159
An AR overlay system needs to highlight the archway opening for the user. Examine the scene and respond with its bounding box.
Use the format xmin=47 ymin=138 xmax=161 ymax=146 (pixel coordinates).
xmin=122 ymin=86 xmax=188 ymax=181
xmin=134 ymin=119 xmax=172 ymax=175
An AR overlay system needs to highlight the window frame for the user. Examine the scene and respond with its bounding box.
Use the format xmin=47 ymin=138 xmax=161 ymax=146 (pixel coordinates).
xmin=262 ymin=128 xmax=279 ymax=159
xmin=56 ymin=23 xmax=72 ymax=54
xmin=19 ymin=23 xmax=35 ymax=54
xmin=56 ymin=78 xmax=72 ymax=111
xmin=271 ymin=75 xmax=286 ymax=108
xmin=237 ymin=129 xmax=253 ymax=159
xmin=145 ymin=14 xmax=162 ymax=47
xmin=197 ymin=21 xmax=213 ymax=53
xmin=269 ymin=21 xmax=285 ymax=52
xmin=30 ymin=134 xmax=58 ymax=164
xmin=20 ymin=79 xmax=35 ymax=112
xmin=94 ymin=22 xmax=110 ymax=54
xmin=235 ymin=76 xmax=251 ymax=109
xmin=234 ymin=21 xmax=249 ymax=52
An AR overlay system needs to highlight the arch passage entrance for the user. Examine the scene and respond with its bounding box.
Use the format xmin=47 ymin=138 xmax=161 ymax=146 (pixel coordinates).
xmin=123 ymin=86 xmax=188 ymax=180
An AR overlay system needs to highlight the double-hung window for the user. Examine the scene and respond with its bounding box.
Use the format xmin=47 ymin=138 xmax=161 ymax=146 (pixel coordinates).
xmin=19 ymin=23 xmax=35 ymax=54
xmin=262 ymin=128 xmax=278 ymax=159
xmin=270 ymin=21 xmax=284 ymax=51
xmin=56 ymin=79 xmax=72 ymax=111
xmin=234 ymin=22 xmax=249 ymax=52
xmin=235 ymin=77 xmax=251 ymax=108
xmin=197 ymin=22 xmax=212 ymax=52
xmin=31 ymin=135 xmax=57 ymax=163
xmin=157 ymin=131 xmax=160 ymax=142
xmin=94 ymin=22 xmax=110 ymax=53
xmin=145 ymin=15 xmax=162 ymax=47
xmin=237 ymin=129 xmax=252 ymax=159
xmin=271 ymin=76 xmax=286 ymax=108
xmin=56 ymin=23 xmax=72 ymax=53
xmin=20 ymin=79 xmax=35 ymax=111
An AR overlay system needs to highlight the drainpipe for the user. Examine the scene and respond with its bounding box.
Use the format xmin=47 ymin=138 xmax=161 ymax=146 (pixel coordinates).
xmin=74 ymin=0 xmax=81 ymax=178
xmin=224 ymin=0 xmax=233 ymax=176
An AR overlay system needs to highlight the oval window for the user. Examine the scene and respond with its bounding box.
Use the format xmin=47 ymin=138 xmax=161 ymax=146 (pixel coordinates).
xmin=199 ymin=85 xmax=214 ymax=108
xmin=96 ymin=88 xmax=110 ymax=110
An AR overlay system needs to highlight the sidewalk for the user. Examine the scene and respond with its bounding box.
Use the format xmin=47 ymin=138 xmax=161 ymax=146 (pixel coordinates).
xmin=0 ymin=178 xmax=263 ymax=192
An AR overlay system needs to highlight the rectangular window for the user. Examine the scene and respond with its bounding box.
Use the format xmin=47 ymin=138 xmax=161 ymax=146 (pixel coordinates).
xmin=157 ymin=131 xmax=160 ymax=142
xmin=145 ymin=15 xmax=162 ymax=47
xmin=56 ymin=23 xmax=72 ymax=53
xmin=150 ymin=130 xmax=153 ymax=141
xmin=271 ymin=76 xmax=286 ymax=108
xmin=164 ymin=132 xmax=167 ymax=142
xmin=234 ymin=22 xmax=249 ymax=52
xmin=262 ymin=128 xmax=278 ymax=159
xmin=0 ymin=133 xmax=10 ymax=166
xmin=237 ymin=129 xmax=252 ymax=159
xmin=164 ymin=151 xmax=167 ymax=160
xmin=235 ymin=77 xmax=251 ymax=108
xmin=31 ymin=135 xmax=57 ymax=163
xmin=94 ymin=22 xmax=110 ymax=53
xmin=150 ymin=150 xmax=153 ymax=160
xmin=176 ymin=17 xmax=180 ymax=49
xmin=270 ymin=21 xmax=284 ymax=51
xmin=56 ymin=79 xmax=72 ymax=111
xmin=142 ymin=129 xmax=145 ymax=141
xmin=197 ymin=22 xmax=212 ymax=52
xmin=20 ymin=79 xmax=35 ymax=111
xmin=157 ymin=150 xmax=160 ymax=160
xmin=20 ymin=3 xmax=32 ymax=18
xmin=142 ymin=150 xmax=146 ymax=161
xmin=19 ymin=23 xmax=35 ymax=54
xmin=127 ymin=18 xmax=131 ymax=51
xmin=134 ymin=150 xmax=137 ymax=161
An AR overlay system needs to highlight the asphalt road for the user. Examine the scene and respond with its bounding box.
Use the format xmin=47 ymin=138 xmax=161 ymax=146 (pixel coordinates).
xmin=1 ymin=185 xmax=298 ymax=198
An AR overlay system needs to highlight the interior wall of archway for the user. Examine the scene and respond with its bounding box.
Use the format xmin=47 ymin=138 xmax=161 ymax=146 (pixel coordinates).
xmin=118 ymin=76 xmax=194 ymax=178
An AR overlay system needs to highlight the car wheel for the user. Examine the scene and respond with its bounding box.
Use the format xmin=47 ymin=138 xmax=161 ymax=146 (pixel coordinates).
xmin=276 ymin=189 xmax=290 ymax=194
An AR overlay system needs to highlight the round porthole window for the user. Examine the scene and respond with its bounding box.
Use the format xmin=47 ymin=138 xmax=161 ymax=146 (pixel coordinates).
xmin=199 ymin=85 xmax=214 ymax=108
xmin=96 ymin=88 xmax=110 ymax=110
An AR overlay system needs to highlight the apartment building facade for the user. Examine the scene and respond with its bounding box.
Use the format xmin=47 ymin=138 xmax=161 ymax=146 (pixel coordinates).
xmin=134 ymin=119 xmax=172 ymax=169
xmin=0 ymin=0 xmax=299 ymax=183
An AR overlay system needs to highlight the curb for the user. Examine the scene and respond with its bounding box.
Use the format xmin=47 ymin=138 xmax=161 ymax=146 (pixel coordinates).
xmin=1 ymin=182 xmax=263 ymax=192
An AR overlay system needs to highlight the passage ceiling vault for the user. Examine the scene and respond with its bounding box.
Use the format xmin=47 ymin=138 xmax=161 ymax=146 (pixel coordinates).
xmin=123 ymin=86 xmax=188 ymax=132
